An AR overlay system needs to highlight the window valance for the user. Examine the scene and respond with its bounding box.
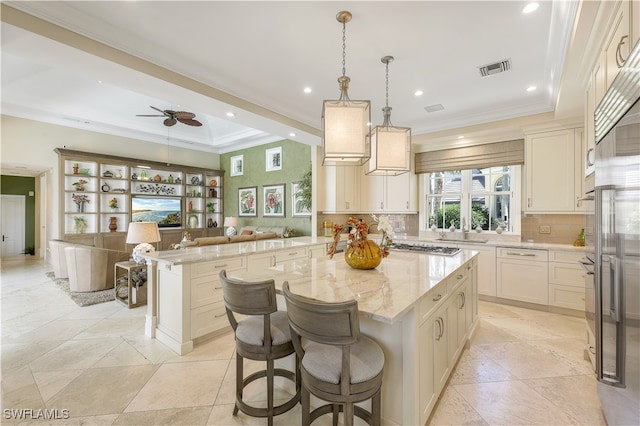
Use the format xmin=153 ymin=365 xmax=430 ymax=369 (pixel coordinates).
xmin=415 ymin=139 xmax=524 ymax=174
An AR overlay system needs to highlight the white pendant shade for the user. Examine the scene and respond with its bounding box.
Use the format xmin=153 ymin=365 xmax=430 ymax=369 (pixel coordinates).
xmin=366 ymin=125 xmax=411 ymax=175
xmin=322 ymin=99 xmax=371 ymax=165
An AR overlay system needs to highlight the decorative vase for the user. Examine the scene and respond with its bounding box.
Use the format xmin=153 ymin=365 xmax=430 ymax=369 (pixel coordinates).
xmin=475 ymin=225 xmax=483 ymax=233
xmin=496 ymin=226 xmax=503 ymax=234
xmin=109 ymin=217 xmax=118 ymax=232
xmin=213 ymin=220 xmax=217 ymax=228
xmin=344 ymin=239 xmax=382 ymax=270
xmin=77 ymin=202 xmax=85 ymax=212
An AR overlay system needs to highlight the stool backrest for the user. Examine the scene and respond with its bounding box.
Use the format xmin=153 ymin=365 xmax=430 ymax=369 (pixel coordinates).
xmin=219 ymin=270 xmax=278 ymax=316
xmin=282 ymin=281 xmax=359 ymax=346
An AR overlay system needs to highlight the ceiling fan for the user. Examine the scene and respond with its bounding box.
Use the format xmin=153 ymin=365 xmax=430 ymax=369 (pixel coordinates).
xmin=137 ymin=106 xmax=202 ymax=127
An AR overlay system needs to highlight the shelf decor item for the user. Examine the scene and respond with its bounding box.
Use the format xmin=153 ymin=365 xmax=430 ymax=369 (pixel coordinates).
xmin=72 ymin=193 xmax=90 ymax=212
xmin=109 ymin=197 xmax=118 ymax=210
xmin=109 ymin=217 xmax=118 ymax=232
xmin=328 ymin=215 xmax=394 ymax=270
xmin=73 ymin=216 xmax=87 ymax=234
xmin=72 ymin=179 xmax=88 ymax=191
xmin=73 ymin=163 xmax=79 ymax=174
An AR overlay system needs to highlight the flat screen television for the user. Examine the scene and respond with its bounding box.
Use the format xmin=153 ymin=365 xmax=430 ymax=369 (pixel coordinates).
xmin=131 ymin=196 xmax=182 ymax=228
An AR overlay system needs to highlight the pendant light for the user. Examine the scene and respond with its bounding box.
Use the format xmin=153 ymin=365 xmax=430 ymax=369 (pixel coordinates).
xmin=322 ymin=11 xmax=371 ymax=166
xmin=366 ymin=56 xmax=411 ymax=176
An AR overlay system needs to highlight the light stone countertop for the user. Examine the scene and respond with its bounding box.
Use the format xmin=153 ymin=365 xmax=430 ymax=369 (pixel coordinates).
xmin=394 ymin=235 xmax=586 ymax=252
xmin=140 ymin=236 xmax=333 ymax=266
xmin=229 ymin=249 xmax=479 ymax=324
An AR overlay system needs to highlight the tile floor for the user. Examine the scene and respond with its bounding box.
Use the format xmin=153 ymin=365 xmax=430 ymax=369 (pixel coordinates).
xmin=1 ymin=256 xmax=606 ymax=425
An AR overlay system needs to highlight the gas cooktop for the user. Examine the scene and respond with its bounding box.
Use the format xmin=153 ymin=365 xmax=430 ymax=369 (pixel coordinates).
xmin=389 ymin=243 xmax=461 ymax=256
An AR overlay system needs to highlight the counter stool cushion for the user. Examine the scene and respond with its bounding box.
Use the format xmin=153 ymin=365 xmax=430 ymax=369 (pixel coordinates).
xmin=236 ymin=311 xmax=291 ymax=346
xmin=303 ymin=338 xmax=384 ymax=385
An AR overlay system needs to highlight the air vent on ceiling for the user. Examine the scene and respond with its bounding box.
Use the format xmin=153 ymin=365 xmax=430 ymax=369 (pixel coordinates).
xmin=424 ymin=104 xmax=445 ymax=113
xmin=479 ymin=59 xmax=512 ymax=77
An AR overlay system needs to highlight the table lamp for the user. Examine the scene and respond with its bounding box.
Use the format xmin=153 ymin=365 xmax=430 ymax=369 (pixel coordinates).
xmin=126 ymin=222 xmax=161 ymax=264
xmin=224 ymin=216 xmax=238 ymax=237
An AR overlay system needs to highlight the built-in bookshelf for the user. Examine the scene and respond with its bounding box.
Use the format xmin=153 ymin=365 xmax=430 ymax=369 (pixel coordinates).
xmin=56 ymin=148 xmax=224 ymax=249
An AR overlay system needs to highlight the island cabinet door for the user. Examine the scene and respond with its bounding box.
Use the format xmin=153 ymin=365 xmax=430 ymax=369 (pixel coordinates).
xmin=418 ymin=312 xmax=436 ymax=425
xmin=433 ymin=302 xmax=451 ymax=398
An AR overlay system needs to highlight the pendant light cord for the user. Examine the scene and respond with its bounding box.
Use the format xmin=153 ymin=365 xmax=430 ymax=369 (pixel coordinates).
xmin=341 ymin=20 xmax=347 ymax=78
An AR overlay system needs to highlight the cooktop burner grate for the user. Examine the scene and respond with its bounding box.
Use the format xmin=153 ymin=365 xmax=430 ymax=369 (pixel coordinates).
xmin=390 ymin=243 xmax=461 ymax=256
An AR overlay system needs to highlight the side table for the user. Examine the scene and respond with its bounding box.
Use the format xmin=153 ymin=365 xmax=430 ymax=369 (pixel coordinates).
xmin=114 ymin=261 xmax=147 ymax=308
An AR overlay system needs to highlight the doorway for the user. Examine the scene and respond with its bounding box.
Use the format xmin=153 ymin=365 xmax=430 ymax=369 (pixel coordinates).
xmin=1 ymin=194 xmax=26 ymax=257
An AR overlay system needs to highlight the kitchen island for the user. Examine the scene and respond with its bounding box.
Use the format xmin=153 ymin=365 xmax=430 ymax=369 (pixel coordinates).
xmin=142 ymin=238 xmax=478 ymax=425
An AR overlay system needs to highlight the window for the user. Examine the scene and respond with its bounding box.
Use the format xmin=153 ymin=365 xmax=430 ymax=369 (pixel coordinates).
xmin=423 ymin=165 xmax=520 ymax=233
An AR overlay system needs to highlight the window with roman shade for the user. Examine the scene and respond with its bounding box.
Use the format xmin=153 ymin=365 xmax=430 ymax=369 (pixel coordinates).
xmin=415 ymin=139 xmax=524 ymax=174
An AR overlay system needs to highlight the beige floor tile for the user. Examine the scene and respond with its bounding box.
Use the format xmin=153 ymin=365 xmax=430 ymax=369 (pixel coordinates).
xmin=32 ymin=369 xmax=85 ymax=402
xmin=3 ymin=319 xmax=102 ymax=345
xmin=469 ymin=318 xmax=519 ymax=345
xmin=428 ymin=386 xmax=488 ymax=426
xmin=91 ymin=340 xmax=152 ymax=368
xmin=476 ymin=340 xmax=592 ymax=379
xmin=122 ymin=335 xmax=182 ymax=364
xmin=71 ymin=316 xmax=146 ymax=340
xmin=164 ymin=331 xmax=236 ymax=364
xmin=454 ymin=380 xmax=579 ymax=425
xmin=1 ymin=340 xmax=66 ymax=372
xmin=29 ymin=338 xmax=123 ymax=372
xmin=113 ymin=406 xmax=212 ymax=425
xmin=124 ymin=360 xmax=229 ymax=412
xmin=449 ymin=346 xmax=517 ymax=385
xmin=525 ymin=375 xmax=607 ymax=425
xmin=45 ymin=365 xmax=159 ymax=417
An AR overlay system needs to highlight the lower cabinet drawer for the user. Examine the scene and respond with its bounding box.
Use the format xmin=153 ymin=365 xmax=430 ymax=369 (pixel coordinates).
xmin=549 ymin=284 xmax=585 ymax=311
xmin=191 ymin=275 xmax=223 ymax=308
xmin=418 ymin=283 xmax=447 ymax=324
xmin=275 ymin=247 xmax=308 ymax=263
xmin=191 ymin=301 xmax=228 ymax=338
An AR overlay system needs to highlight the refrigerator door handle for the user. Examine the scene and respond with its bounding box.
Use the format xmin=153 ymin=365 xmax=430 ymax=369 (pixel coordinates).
xmin=609 ymin=256 xmax=622 ymax=323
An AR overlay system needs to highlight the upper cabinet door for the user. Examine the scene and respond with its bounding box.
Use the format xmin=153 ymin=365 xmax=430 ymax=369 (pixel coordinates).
xmin=525 ymin=128 xmax=579 ymax=213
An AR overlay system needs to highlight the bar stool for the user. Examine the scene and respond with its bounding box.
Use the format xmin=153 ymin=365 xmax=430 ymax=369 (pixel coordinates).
xmin=282 ymin=281 xmax=384 ymax=426
xmin=219 ymin=270 xmax=300 ymax=426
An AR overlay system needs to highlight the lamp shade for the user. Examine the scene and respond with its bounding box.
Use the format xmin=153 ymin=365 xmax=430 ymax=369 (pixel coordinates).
xmin=126 ymin=222 xmax=161 ymax=244
xmin=322 ymin=99 xmax=371 ymax=165
xmin=366 ymin=125 xmax=411 ymax=176
xmin=223 ymin=217 xmax=238 ymax=227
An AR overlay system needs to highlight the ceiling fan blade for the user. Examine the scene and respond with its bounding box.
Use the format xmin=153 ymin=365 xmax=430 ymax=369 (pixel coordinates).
xmin=174 ymin=111 xmax=195 ymax=120
xmin=136 ymin=114 xmax=165 ymax=117
xmin=178 ymin=118 xmax=202 ymax=127
xmin=164 ymin=118 xmax=177 ymax=127
xmin=150 ymin=106 xmax=166 ymax=115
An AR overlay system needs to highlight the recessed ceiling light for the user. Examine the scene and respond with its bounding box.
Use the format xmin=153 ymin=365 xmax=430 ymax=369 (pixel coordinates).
xmin=289 ymin=132 xmax=296 ymax=137
xmin=226 ymin=112 xmax=235 ymax=117
xmin=303 ymin=87 xmax=312 ymax=94
xmin=97 ymin=80 xmax=103 ymax=84
xmin=414 ymin=90 xmax=424 ymax=97
xmin=458 ymin=135 xmax=464 ymax=139
xmin=522 ymin=2 xmax=539 ymax=14
xmin=526 ymin=86 xmax=537 ymax=92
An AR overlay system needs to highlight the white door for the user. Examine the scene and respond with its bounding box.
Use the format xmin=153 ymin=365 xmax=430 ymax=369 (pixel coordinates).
xmin=1 ymin=194 xmax=26 ymax=257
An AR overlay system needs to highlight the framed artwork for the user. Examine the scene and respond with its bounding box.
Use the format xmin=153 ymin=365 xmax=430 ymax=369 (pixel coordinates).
xmin=263 ymin=184 xmax=285 ymax=217
xmin=265 ymin=147 xmax=282 ymax=172
xmin=230 ymin=155 xmax=244 ymax=176
xmin=238 ymin=187 xmax=257 ymax=217
xmin=291 ymin=182 xmax=311 ymax=216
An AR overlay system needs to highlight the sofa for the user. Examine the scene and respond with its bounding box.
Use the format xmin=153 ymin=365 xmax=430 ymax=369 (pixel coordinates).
xmin=180 ymin=226 xmax=286 ymax=248
xmin=49 ymin=239 xmax=129 ymax=292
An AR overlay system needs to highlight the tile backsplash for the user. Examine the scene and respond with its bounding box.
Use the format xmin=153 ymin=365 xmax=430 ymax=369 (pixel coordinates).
xmin=317 ymin=213 xmax=419 ymax=237
xmin=520 ymin=213 xmax=586 ymax=245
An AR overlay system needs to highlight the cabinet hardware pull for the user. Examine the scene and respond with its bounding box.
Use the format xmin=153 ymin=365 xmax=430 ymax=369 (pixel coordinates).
xmin=439 ymin=318 xmax=445 ymax=339
xmin=457 ymin=274 xmax=463 ymax=279
xmin=528 ymin=197 xmax=531 ymax=207
xmin=406 ymin=201 xmax=409 ymax=209
xmin=616 ymin=35 xmax=628 ymax=68
xmin=589 ymin=346 xmax=596 ymax=355
xmin=214 ymin=264 xmax=228 ymax=268
xmin=432 ymin=294 xmax=442 ymax=302
xmin=506 ymin=252 xmax=536 ymax=257
xmin=214 ymin=313 xmax=226 ymax=318
xmin=215 ymin=286 xmax=222 ymax=290
xmin=381 ymin=202 xmax=384 ymax=209
xmin=289 ymin=252 xmax=298 ymax=256
xmin=586 ymin=148 xmax=595 ymax=167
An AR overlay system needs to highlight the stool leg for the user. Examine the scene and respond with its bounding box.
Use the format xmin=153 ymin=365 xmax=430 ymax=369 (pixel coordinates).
xmin=372 ymin=389 xmax=381 ymax=426
xmin=267 ymin=358 xmax=274 ymax=426
xmin=233 ymin=353 xmax=243 ymax=416
xmin=332 ymin=404 xmax=339 ymax=426
xmin=302 ymin=386 xmax=311 ymax=426
xmin=344 ymin=402 xmax=354 ymax=426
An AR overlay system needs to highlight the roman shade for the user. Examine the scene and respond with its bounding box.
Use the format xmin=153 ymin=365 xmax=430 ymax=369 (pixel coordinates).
xmin=415 ymin=139 xmax=524 ymax=174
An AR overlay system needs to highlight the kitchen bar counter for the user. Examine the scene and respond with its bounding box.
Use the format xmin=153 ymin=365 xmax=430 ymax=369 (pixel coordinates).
xmin=142 ymin=239 xmax=478 ymax=425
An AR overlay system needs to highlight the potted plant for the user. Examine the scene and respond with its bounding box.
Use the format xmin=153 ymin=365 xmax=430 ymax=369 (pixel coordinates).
xmin=206 ymin=202 xmax=216 ymax=213
xmin=295 ymin=168 xmax=312 ymax=213
xmin=74 ymin=216 xmax=88 ymax=234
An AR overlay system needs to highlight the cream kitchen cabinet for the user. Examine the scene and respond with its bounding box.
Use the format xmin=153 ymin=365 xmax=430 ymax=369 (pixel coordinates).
xmin=319 ymin=165 xmax=361 ymax=213
xmin=525 ymin=128 xmax=584 ymax=213
xmin=548 ymin=250 xmax=586 ymax=311
xmin=361 ymin=166 xmax=418 ymax=213
xmin=603 ymin=0 xmax=632 ymax=92
xmin=497 ymin=247 xmax=549 ymax=305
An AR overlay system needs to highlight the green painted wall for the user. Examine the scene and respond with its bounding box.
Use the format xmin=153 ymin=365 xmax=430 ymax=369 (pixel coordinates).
xmin=221 ymin=140 xmax=312 ymax=236
xmin=1 ymin=175 xmax=36 ymax=252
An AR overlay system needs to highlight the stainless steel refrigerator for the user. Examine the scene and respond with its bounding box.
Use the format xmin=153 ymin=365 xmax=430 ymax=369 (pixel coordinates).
xmin=592 ymin=40 xmax=640 ymax=426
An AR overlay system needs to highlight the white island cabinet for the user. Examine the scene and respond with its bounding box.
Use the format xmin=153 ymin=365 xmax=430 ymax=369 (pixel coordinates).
xmin=232 ymin=250 xmax=479 ymax=426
